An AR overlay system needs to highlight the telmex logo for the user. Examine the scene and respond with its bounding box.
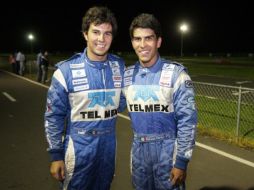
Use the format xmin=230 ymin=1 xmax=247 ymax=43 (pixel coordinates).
xmin=88 ymin=91 xmax=115 ymax=107
xmin=133 ymin=86 xmax=159 ymax=102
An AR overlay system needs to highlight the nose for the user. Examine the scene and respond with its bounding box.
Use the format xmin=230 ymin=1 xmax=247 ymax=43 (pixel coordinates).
xmin=98 ymin=33 xmax=105 ymax=42
xmin=140 ymin=39 xmax=146 ymax=48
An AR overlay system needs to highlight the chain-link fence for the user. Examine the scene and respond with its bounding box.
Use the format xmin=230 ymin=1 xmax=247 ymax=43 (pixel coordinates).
xmin=194 ymin=81 xmax=254 ymax=146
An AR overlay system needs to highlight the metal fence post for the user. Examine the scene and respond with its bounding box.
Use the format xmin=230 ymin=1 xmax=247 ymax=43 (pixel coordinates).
xmin=236 ymin=85 xmax=242 ymax=141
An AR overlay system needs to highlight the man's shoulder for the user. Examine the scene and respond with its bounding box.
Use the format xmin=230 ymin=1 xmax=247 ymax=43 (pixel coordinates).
xmin=108 ymin=54 xmax=126 ymax=69
xmin=56 ymin=53 xmax=82 ymax=68
xmin=161 ymin=58 xmax=183 ymax=66
xmin=161 ymin=58 xmax=186 ymax=71
xmin=108 ymin=53 xmax=124 ymax=62
xmin=125 ymin=64 xmax=136 ymax=70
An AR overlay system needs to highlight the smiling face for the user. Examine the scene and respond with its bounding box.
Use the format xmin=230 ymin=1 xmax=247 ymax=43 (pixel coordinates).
xmin=131 ymin=28 xmax=162 ymax=68
xmin=83 ymin=22 xmax=113 ymax=61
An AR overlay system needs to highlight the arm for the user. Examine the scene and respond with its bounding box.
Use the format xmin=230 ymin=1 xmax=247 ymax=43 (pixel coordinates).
xmin=118 ymin=63 xmax=127 ymax=112
xmin=44 ymin=69 xmax=69 ymax=180
xmin=172 ymin=70 xmax=197 ymax=183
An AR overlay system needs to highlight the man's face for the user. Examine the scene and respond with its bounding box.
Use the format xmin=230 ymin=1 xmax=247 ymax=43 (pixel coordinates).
xmin=83 ymin=23 xmax=113 ymax=61
xmin=131 ymin=28 xmax=161 ymax=67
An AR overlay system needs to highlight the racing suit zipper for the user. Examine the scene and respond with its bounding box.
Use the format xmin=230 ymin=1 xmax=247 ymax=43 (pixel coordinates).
xmin=102 ymin=68 xmax=106 ymax=89
xmin=102 ymin=68 xmax=106 ymax=106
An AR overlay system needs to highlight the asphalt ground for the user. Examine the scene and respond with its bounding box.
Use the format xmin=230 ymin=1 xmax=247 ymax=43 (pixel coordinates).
xmin=0 ymin=71 xmax=58 ymax=189
xmin=1 ymin=70 xmax=254 ymax=190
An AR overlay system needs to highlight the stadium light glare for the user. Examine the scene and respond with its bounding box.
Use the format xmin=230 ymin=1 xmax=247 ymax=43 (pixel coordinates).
xmin=179 ymin=23 xmax=189 ymax=57
xmin=27 ymin=33 xmax=34 ymax=54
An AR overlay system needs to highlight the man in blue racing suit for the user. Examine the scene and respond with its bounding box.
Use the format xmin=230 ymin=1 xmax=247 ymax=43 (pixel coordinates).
xmin=124 ymin=13 xmax=198 ymax=190
xmin=44 ymin=6 xmax=126 ymax=190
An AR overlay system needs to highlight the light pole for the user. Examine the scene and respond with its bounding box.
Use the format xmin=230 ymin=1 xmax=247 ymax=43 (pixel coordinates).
xmin=28 ymin=33 xmax=34 ymax=54
xmin=179 ymin=23 xmax=188 ymax=57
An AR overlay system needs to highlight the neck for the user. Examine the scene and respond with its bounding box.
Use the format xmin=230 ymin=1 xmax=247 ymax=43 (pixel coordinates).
xmin=140 ymin=54 xmax=159 ymax=68
xmin=86 ymin=49 xmax=107 ymax=62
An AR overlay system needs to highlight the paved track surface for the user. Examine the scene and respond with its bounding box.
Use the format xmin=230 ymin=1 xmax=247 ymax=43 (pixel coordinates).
xmin=0 ymin=71 xmax=59 ymax=189
xmin=1 ymin=70 xmax=254 ymax=190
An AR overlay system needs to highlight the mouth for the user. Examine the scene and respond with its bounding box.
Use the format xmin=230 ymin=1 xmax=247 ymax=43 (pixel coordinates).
xmin=138 ymin=50 xmax=149 ymax=56
xmin=96 ymin=43 xmax=106 ymax=49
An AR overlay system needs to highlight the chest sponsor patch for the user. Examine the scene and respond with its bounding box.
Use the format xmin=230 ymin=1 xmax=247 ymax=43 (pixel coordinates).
xmin=124 ymin=76 xmax=133 ymax=86
xmin=112 ymin=67 xmax=121 ymax=75
xmin=72 ymin=69 xmax=86 ymax=78
xmin=124 ymin=69 xmax=134 ymax=77
xmin=161 ymin=70 xmax=173 ymax=77
xmin=159 ymin=70 xmax=173 ymax=87
xmin=69 ymin=62 xmax=85 ymax=69
xmin=125 ymin=81 xmax=132 ymax=86
xmin=72 ymin=78 xmax=88 ymax=85
xmin=162 ymin=63 xmax=175 ymax=71
xmin=73 ymin=84 xmax=89 ymax=92
xmin=113 ymin=75 xmax=122 ymax=81
xmin=127 ymin=65 xmax=135 ymax=69
xmin=88 ymin=91 xmax=116 ymax=107
xmin=114 ymin=82 xmax=121 ymax=88
xmin=109 ymin=61 xmax=119 ymax=68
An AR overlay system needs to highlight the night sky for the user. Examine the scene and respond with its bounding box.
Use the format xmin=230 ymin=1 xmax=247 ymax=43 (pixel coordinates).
xmin=1 ymin=0 xmax=253 ymax=55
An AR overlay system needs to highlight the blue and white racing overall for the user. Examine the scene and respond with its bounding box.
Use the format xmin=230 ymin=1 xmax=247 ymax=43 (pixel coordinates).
xmin=44 ymin=48 xmax=126 ymax=190
xmin=123 ymin=56 xmax=197 ymax=190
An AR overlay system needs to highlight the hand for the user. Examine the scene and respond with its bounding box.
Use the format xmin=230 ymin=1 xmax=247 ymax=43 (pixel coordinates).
xmin=170 ymin=167 xmax=186 ymax=186
xmin=50 ymin=160 xmax=65 ymax=181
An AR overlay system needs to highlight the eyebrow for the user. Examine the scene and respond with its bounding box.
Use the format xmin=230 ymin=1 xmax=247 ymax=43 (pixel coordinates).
xmin=133 ymin=34 xmax=155 ymax=39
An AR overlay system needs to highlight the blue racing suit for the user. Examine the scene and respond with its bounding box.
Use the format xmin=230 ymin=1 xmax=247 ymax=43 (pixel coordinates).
xmin=44 ymin=48 xmax=126 ymax=190
xmin=123 ymin=56 xmax=197 ymax=190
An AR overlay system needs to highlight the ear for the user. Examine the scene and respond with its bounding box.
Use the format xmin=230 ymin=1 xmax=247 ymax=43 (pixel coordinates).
xmin=131 ymin=39 xmax=135 ymax=48
xmin=83 ymin=32 xmax=88 ymax=41
xmin=157 ymin=37 xmax=162 ymax=48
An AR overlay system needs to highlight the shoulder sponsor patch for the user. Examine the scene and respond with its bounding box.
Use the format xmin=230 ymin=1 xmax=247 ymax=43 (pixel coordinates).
xmin=185 ymin=80 xmax=193 ymax=88
xmin=187 ymin=96 xmax=195 ymax=103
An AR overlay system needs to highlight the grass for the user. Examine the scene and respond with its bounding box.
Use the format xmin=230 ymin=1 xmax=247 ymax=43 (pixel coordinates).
xmin=169 ymin=57 xmax=254 ymax=80
xmin=197 ymin=125 xmax=254 ymax=150
xmin=122 ymin=53 xmax=254 ymax=79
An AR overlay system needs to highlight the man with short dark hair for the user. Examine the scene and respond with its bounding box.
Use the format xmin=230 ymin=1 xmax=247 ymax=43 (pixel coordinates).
xmin=44 ymin=6 xmax=126 ymax=190
xmin=124 ymin=13 xmax=198 ymax=190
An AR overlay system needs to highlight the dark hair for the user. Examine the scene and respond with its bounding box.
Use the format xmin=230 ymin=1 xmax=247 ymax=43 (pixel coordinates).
xmin=129 ymin=13 xmax=162 ymax=39
xmin=82 ymin=6 xmax=117 ymax=37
